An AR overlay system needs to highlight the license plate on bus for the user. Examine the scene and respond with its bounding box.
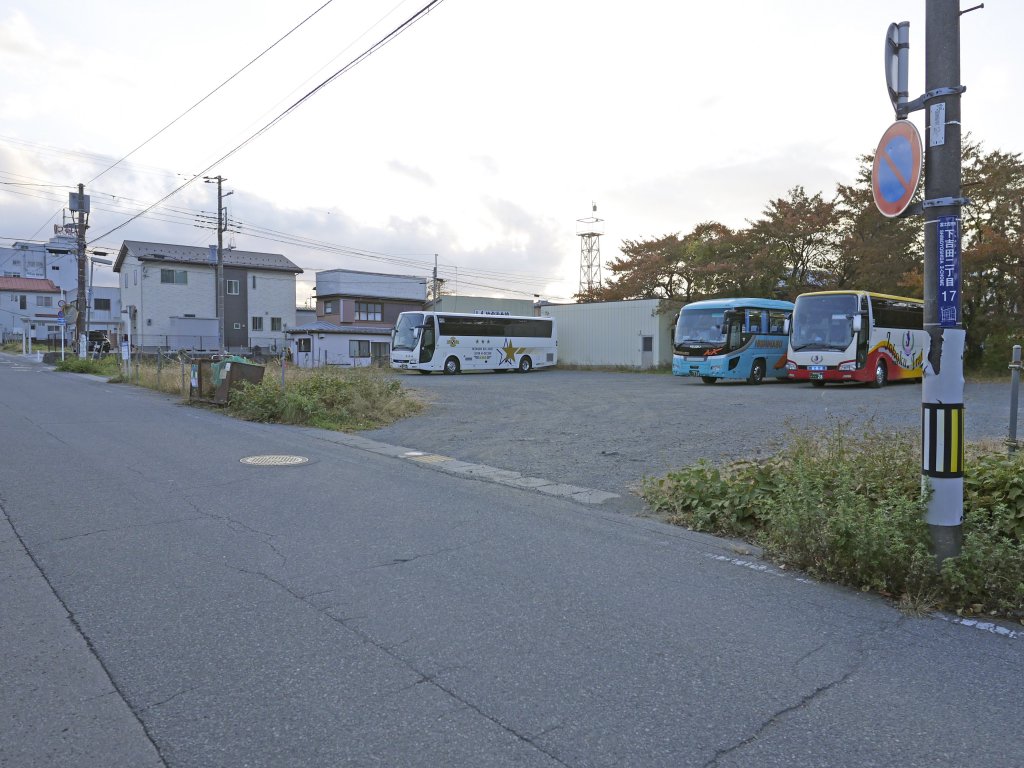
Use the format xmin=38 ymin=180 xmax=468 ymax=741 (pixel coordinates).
xmin=810 ymin=372 xmax=823 ymax=380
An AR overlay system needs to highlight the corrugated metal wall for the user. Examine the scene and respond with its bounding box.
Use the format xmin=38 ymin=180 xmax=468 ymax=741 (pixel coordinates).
xmin=540 ymin=299 xmax=674 ymax=368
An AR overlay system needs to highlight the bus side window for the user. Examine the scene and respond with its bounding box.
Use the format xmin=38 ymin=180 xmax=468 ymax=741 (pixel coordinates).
xmin=769 ymin=311 xmax=788 ymax=334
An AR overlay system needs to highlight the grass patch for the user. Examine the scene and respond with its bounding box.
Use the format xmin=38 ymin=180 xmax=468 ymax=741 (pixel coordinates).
xmin=642 ymin=419 xmax=1024 ymax=619
xmin=69 ymin=354 xmax=424 ymax=431
xmin=54 ymin=355 xmax=122 ymax=377
xmin=227 ymin=366 xmax=423 ymax=431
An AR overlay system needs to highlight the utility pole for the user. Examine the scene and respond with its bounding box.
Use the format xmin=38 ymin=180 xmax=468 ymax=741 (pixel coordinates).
xmin=204 ymin=176 xmax=229 ymax=352
xmin=432 ymin=253 xmax=439 ymax=308
xmin=921 ymin=0 xmax=967 ymax=561
xmin=71 ymin=183 xmax=90 ymax=354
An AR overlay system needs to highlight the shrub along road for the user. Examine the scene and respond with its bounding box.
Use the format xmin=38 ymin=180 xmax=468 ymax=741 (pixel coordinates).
xmin=2 ymin=354 xmax=1022 ymax=767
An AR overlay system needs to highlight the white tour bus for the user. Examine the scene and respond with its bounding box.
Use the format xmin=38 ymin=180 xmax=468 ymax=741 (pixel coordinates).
xmin=786 ymin=290 xmax=926 ymax=387
xmin=390 ymin=311 xmax=557 ymax=374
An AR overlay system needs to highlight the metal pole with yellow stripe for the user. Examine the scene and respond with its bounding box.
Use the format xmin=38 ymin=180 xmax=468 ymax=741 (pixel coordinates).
xmin=921 ymin=0 xmax=965 ymax=561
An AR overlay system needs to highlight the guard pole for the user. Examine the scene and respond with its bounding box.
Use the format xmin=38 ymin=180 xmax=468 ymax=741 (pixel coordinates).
xmin=921 ymin=0 xmax=964 ymax=561
xmin=1008 ymin=345 xmax=1021 ymax=454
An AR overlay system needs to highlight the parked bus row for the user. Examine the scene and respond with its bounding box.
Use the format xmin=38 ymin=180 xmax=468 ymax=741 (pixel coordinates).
xmin=388 ymin=291 xmax=927 ymax=388
xmin=671 ymin=291 xmax=927 ymax=387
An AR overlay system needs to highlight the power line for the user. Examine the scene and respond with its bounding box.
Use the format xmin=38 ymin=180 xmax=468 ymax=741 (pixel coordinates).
xmin=88 ymin=0 xmax=338 ymax=184
xmin=88 ymin=0 xmax=447 ymax=245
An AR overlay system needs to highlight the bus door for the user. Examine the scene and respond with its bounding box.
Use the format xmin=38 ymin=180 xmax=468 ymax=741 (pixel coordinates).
xmin=418 ymin=316 xmax=437 ymax=364
xmin=723 ymin=310 xmax=744 ymax=352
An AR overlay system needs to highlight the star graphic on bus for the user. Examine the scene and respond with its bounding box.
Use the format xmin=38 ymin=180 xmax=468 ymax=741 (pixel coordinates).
xmin=498 ymin=338 xmax=526 ymax=366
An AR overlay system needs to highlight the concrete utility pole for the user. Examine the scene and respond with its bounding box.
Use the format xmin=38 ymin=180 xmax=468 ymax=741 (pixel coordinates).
xmin=204 ymin=176 xmax=228 ymax=352
xmin=921 ymin=0 xmax=967 ymax=561
xmin=72 ymin=183 xmax=90 ymax=353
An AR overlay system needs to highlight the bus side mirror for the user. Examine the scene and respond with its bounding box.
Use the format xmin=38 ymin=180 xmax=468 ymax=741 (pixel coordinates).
xmin=783 ymin=319 xmax=791 ymax=335
xmin=852 ymin=315 xmax=863 ymax=333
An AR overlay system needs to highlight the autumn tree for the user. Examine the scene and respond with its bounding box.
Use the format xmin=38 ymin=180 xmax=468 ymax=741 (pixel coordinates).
xmin=747 ymin=186 xmax=839 ymax=298
xmin=959 ymin=138 xmax=1024 ymax=367
xmin=833 ymin=154 xmax=921 ymax=294
xmin=579 ymin=233 xmax=689 ymax=302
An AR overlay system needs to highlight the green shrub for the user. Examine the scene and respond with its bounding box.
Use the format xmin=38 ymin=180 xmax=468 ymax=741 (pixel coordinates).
xmin=227 ymin=367 xmax=422 ymax=431
xmin=55 ymin=356 xmax=121 ymax=377
xmin=642 ymin=419 xmax=1024 ymax=618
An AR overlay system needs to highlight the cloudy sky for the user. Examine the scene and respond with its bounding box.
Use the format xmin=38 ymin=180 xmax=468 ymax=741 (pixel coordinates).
xmin=1 ymin=1 xmax=1020 ymax=305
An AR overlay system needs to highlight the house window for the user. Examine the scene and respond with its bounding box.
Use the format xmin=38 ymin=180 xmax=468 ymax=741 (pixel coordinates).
xmin=251 ymin=316 xmax=264 ymax=331
xmin=233 ymin=323 xmax=241 ymax=330
xmin=19 ymin=295 xmax=26 ymax=310
xmin=134 ymin=269 xmax=138 ymax=286
xmin=36 ymin=296 xmax=53 ymax=307
xmin=251 ymin=275 xmax=257 ymax=289
xmin=641 ymin=336 xmax=653 ymax=352
xmin=370 ymin=341 xmax=390 ymax=360
xmin=296 ymin=338 xmax=311 ymax=352
xmin=226 ymin=279 xmax=240 ymax=295
xmin=271 ymin=317 xmax=282 ymax=332
xmin=94 ymin=298 xmax=111 ymax=311
xmin=355 ymin=302 xmax=382 ymax=321
xmin=324 ymin=302 xmax=334 ymax=314
xmin=160 ymin=269 xmax=187 ymax=285
xmin=349 ymin=339 xmax=370 ymax=358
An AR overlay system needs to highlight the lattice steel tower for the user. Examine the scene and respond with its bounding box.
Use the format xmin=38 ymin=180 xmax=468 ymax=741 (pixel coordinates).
xmin=577 ymin=203 xmax=604 ymax=296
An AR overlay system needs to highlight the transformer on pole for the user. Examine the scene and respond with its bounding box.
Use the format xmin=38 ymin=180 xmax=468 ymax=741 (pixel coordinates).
xmin=577 ymin=203 xmax=604 ymax=297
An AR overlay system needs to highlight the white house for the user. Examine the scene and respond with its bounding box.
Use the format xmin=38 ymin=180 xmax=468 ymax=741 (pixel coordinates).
xmin=0 ymin=277 xmax=63 ymax=342
xmin=287 ymin=321 xmax=393 ymax=368
xmin=113 ymin=241 xmax=302 ymax=352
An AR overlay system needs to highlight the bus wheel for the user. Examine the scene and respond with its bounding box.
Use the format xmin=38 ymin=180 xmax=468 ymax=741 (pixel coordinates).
xmin=747 ymin=359 xmax=766 ymax=385
xmin=517 ymin=356 xmax=533 ymax=373
xmin=700 ymin=376 xmax=717 ymax=384
xmin=872 ymin=360 xmax=888 ymax=388
xmin=443 ymin=357 xmax=460 ymax=375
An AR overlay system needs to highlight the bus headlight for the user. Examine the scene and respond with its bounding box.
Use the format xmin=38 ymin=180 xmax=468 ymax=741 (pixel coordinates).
xmin=838 ymin=361 xmax=857 ymax=371
xmin=786 ymin=361 xmax=796 ymax=371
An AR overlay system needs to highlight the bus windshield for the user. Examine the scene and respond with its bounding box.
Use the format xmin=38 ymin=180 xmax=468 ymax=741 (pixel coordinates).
xmin=675 ymin=308 xmax=726 ymax=345
xmin=791 ymin=294 xmax=859 ymax=351
xmin=392 ymin=312 xmax=424 ymax=351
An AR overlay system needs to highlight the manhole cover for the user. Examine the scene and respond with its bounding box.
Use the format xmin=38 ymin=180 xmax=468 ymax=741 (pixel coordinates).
xmin=240 ymin=455 xmax=309 ymax=466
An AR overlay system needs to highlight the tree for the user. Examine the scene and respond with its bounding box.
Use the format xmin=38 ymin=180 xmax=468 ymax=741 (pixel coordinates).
xmin=833 ymin=155 xmax=921 ymax=295
xmin=578 ymin=234 xmax=688 ymax=302
xmin=747 ymin=186 xmax=839 ymax=298
xmin=959 ymin=139 xmax=1024 ymax=367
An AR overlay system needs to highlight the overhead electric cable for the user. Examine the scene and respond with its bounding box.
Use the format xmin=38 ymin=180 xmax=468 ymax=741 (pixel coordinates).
xmin=88 ymin=0 xmax=338 ymax=184
xmin=88 ymin=0 xmax=447 ymax=245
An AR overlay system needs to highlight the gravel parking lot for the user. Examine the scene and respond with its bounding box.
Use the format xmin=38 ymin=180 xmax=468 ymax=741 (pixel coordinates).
xmin=366 ymin=369 xmax=1017 ymax=502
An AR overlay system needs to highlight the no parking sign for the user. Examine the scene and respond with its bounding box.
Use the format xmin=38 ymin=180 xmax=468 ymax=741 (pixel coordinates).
xmin=872 ymin=120 xmax=923 ymax=218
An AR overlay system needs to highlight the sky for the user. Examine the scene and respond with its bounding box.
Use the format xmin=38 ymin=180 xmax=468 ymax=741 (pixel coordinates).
xmin=1 ymin=1 xmax=1021 ymax=306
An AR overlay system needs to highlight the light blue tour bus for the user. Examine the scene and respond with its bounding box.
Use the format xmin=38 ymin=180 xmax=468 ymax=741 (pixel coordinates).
xmin=671 ymin=297 xmax=794 ymax=384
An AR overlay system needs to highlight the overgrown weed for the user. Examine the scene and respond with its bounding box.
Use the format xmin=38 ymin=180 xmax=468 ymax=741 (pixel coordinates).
xmin=642 ymin=418 xmax=1024 ymax=618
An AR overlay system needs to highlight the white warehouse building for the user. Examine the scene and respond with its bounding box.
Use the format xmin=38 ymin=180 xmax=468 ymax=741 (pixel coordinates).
xmin=539 ymin=298 xmax=674 ymax=369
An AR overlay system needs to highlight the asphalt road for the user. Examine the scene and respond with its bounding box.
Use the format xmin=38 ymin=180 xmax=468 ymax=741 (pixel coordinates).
xmin=2 ymin=354 xmax=1022 ymax=767
xmin=372 ymin=369 xmax=1017 ymax=502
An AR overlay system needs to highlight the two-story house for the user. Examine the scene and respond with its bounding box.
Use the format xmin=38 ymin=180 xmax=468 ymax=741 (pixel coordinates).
xmin=113 ymin=241 xmax=302 ymax=352
xmin=0 ymin=277 xmax=63 ymax=342
xmin=287 ymin=269 xmax=427 ymax=368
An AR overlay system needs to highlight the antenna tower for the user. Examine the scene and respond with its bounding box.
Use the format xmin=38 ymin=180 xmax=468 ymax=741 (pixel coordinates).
xmin=577 ymin=202 xmax=604 ymax=296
